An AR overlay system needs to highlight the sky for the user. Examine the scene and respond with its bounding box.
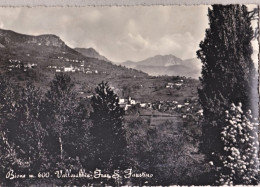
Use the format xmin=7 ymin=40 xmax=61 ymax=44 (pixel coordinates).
xmin=0 ymin=5 xmax=258 ymax=64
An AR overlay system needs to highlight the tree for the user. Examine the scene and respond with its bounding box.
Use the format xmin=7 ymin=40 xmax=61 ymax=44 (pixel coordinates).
xmin=197 ymin=5 xmax=258 ymax=184
xmin=41 ymin=73 xmax=89 ymax=165
xmin=8 ymin=83 xmax=48 ymax=173
xmin=0 ymin=76 xmax=18 ymax=130
xmin=0 ymin=78 xmax=47 ymax=185
xmin=0 ymin=76 xmax=21 ymax=181
xmin=89 ymin=82 xmax=127 ymax=171
xmin=125 ymin=118 xmax=206 ymax=185
xmin=248 ymin=7 xmax=259 ymax=39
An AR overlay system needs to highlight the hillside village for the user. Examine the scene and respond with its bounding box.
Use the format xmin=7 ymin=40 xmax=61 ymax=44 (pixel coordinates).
xmin=7 ymin=56 xmax=102 ymax=74
xmin=7 ymin=59 xmax=37 ymax=72
xmin=48 ymin=64 xmax=99 ymax=74
xmin=48 ymin=56 xmax=100 ymax=74
xmin=165 ymin=80 xmax=184 ymax=88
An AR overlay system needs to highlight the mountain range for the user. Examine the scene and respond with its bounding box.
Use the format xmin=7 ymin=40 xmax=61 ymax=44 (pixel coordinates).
xmin=121 ymin=55 xmax=201 ymax=79
xmin=0 ymin=29 xmax=147 ymax=88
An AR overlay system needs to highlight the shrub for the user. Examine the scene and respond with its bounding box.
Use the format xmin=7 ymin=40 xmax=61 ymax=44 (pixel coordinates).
xmin=214 ymin=103 xmax=259 ymax=185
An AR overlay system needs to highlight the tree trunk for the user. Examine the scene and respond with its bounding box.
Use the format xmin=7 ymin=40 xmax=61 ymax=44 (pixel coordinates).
xmin=59 ymin=136 xmax=63 ymax=160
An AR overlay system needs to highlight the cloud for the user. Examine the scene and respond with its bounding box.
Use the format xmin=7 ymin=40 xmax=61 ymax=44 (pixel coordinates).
xmin=117 ymin=33 xmax=149 ymax=51
xmin=152 ymin=35 xmax=182 ymax=51
xmin=114 ymin=31 xmax=199 ymax=62
xmin=150 ymin=32 xmax=198 ymax=57
xmin=4 ymin=6 xmax=256 ymax=64
xmin=0 ymin=21 xmax=4 ymax=29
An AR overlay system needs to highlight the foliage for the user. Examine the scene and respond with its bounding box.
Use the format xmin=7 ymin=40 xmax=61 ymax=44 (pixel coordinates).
xmin=0 ymin=74 xmax=91 ymax=186
xmin=215 ymin=103 xmax=259 ymax=185
xmin=196 ymin=5 xmax=258 ymax=183
xmin=11 ymin=83 xmax=48 ymax=172
xmin=0 ymin=76 xmax=18 ymax=128
xmin=125 ymin=118 xmax=207 ymax=185
xmin=89 ymin=82 xmax=127 ymax=172
xmin=0 ymin=79 xmax=48 ymax=184
xmin=197 ymin=5 xmax=256 ymax=116
xmin=182 ymin=113 xmax=203 ymax=144
xmin=0 ymin=73 xmax=209 ymax=186
xmin=41 ymin=73 xmax=89 ymax=168
xmin=0 ymin=76 xmax=21 ymax=181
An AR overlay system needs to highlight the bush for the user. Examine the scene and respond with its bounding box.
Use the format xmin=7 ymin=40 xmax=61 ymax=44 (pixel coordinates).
xmin=214 ymin=103 xmax=259 ymax=185
xmin=125 ymin=118 xmax=207 ymax=185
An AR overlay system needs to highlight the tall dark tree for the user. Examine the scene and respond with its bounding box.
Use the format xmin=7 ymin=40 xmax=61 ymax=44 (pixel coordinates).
xmin=197 ymin=5 xmax=258 ymax=184
xmin=89 ymin=82 xmax=127 ymax=171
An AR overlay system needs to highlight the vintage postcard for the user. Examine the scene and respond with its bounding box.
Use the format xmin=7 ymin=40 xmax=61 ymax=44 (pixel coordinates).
xmin=0 ymin=3 xmax=259 ymax=186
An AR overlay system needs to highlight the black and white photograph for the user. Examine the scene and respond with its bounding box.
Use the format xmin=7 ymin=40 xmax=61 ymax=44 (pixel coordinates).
xmin=0 ymin=4 xmax=259 ymax=186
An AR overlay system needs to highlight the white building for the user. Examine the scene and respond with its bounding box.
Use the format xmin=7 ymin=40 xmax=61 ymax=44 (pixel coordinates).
xmin=125 ymin=104 xmax=131 ymax=111
xmin=197 ymin=109 xmax=203 ymax=116
xmin=177 ymin=105 xmax=183 ymax=108
xmin=166 ymin=83 xmax=174 ymax=88
xmin=175 ymin=83 xmax=182 ymax=86
xmin=130 ymin=99 xmax=136 ymax=105
xmin=140 ymin=103 xmax=147 ymax=108
xmin=64 ymin=65 xmax=74 ymax=72
xmin=119 ymin=99 xmax=125 ymax=104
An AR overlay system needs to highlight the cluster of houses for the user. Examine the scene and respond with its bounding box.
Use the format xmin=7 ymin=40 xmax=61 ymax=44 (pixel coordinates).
xmin=119 ymin=97 xmax=152 ymax=111
xmin=7 ymin=56 xmax=102 ymax=74
xmin=47 ymin=56 xmax=101 ymax=74
xmin=119 ymin=96 xmax=203 ymax=119
xmin=48 ymin=64 xmax=99 ymax=74
xmin=57 ymin=56 xmax=85 ymax=64
xmin=165 ymin=80 xmax=184 ymax=88
xmin=151 ymin=98 xmax=203 ymax=118
xmin=7 ymin=59 xmax=37 ymax=72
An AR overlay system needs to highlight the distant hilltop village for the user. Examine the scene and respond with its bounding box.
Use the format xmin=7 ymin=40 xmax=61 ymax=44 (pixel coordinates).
xmin=165 ymin=79 xmax=183 ymax=88
xmin=7 ymin=58 xmax=37 ymax=72
xmin=7 ymin=55 xmax=102 ymax=75
xmin=48 ymin=55 xmax=99 ymax=74
xmin=48 ymin=62 xmax=99 ymax=74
